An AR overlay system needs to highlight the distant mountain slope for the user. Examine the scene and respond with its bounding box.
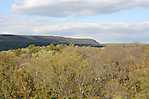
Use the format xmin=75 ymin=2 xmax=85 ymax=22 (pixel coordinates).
xmin=0 ymin=34 xmax=103 ymax=51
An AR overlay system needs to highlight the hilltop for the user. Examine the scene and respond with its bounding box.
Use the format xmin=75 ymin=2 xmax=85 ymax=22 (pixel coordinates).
xmin=0 ymin=34 xmax=102 ymax=51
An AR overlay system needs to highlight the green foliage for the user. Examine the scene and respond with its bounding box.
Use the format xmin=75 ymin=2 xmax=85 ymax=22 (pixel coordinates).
xmin=0 ymin=44 xmax=148 ymax=98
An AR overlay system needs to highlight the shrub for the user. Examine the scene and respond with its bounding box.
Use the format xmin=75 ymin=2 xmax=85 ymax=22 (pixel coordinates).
xmin=0 ymin=44 xmax=148 ymax=98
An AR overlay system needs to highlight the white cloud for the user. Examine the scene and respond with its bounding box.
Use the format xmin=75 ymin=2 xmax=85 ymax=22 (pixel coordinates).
xmin=12 ymin=0 xmax=149 ymax=17
xmin=0 ymin=15 xmax=149 ymax=43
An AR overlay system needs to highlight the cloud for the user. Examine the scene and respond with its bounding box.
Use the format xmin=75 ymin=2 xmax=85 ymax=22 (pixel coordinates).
xmin=0 ymin=15 xmax=149 ymax=43
xmin=12 ymin=0 xmax=149 ymax=17
xmin=33 ymin=22 xmax=149 ymax=35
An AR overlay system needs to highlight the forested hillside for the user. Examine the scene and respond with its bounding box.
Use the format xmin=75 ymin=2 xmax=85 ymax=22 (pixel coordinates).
xmin=0 ymin=44 xmax=149 ymax=99
xmin=0 ymin=34 xmax=102 ymax=51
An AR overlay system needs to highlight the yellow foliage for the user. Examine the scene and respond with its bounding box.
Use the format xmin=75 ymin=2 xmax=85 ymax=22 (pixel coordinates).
xmin=0 ymin=44 xmax=148 ymax=98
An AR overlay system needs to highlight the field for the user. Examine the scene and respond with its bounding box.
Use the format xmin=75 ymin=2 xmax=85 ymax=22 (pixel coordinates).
xmin=0 ymin=44 xmax=149 ymax=99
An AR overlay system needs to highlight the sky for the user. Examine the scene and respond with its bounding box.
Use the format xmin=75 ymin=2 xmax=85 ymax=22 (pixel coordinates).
xmin=0 ymin=0 xmax=149 ymax=43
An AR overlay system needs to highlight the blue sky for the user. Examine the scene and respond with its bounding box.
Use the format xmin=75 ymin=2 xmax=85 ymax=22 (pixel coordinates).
xmin=0 ymin=0 xmax=13 ymax=15
xmin=0 ymin=0 xmax=149 ymax=43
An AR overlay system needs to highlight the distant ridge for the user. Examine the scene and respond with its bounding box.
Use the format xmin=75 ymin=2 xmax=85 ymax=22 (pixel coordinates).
xmin=0 ymin=34 xmax=103 ymax=51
